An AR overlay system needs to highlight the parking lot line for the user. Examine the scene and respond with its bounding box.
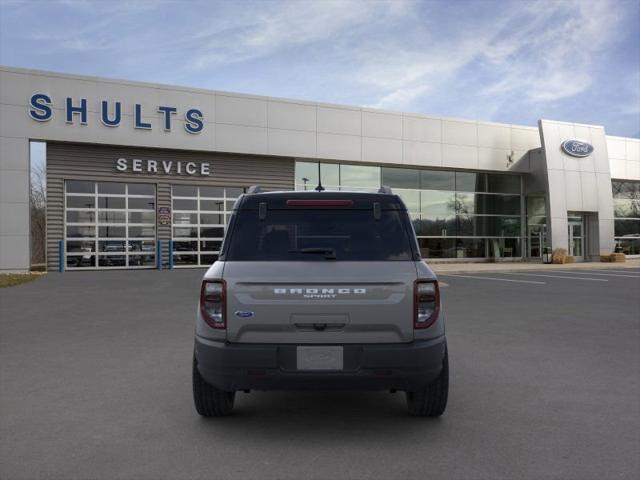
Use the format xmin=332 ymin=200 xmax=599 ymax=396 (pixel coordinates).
xmin=441 ymin=274 xmax=545 ymax=285
xmin=552 ymin=271 xmax=640 ymax=278
xmin=500 ymin=272 xmax=608 ymax=282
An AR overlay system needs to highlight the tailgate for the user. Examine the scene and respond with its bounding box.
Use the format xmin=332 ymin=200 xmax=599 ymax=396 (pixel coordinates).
xmin=223 ymin=261 xmax=417 ymax=344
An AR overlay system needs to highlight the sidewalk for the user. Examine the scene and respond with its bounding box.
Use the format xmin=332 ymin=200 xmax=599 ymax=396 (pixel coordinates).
xmin=427 ymin=258 xmax=640 ymax=274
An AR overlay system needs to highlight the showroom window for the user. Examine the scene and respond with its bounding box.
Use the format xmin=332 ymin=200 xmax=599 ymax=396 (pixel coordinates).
xmin=612 ymin=180 xmax=640 ymax=255
xmin=171 ymin=185 xmax=245 ymax=267
xmin=65 ymin=181 xmax=156 ymax=269
xmin=295 ymin=161 xmax=524 ymax=258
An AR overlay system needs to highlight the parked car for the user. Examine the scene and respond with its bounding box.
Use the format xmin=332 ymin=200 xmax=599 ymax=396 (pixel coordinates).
xmin=193 ymin=187 xmax=449 ymax=416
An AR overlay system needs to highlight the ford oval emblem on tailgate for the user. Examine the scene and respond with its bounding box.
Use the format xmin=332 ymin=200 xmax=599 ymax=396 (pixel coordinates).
xmin=235 ymin=311 xmax=254 ymax=318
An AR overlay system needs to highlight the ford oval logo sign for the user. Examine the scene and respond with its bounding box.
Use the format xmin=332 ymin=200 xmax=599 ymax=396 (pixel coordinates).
xmin=234 ymin=311 xmax=254 ymax=318
xmin=561 ymin=139 xmax=594 ymax=157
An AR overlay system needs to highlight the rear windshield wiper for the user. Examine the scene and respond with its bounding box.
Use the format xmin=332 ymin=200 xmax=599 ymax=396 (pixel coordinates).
xmin=289 ymin=247 xmax=337 ymax=260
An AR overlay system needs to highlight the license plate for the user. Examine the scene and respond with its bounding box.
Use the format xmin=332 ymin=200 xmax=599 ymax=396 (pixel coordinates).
xmin=296 ymin=346 xmax=343 ymax=371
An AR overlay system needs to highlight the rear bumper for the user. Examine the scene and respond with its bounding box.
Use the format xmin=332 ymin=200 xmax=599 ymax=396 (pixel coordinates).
xmin=194 ymin=335 xmax=446 ymax=392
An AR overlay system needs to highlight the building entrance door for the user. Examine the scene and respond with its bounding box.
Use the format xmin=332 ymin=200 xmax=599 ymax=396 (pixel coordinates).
xmin=567 ymin=215 xmax=585 ymax=261
xmin=528 ymin=224 xmax=546 ymax=258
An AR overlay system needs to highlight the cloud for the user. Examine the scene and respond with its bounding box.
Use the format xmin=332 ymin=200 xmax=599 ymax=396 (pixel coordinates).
xmin=188 ymin=0 xmax=410 ymax=70
xmin=354 ymin=0 xmax=624 ymax=111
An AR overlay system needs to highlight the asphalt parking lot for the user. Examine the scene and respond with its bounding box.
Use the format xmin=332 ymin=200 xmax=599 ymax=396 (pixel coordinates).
xmin=1 ymin=266 xmax=639 ymax=480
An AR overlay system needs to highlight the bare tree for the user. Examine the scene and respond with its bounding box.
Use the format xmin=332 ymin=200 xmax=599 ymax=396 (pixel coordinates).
xmin=30 ymin=161 xmax=46 ymax=268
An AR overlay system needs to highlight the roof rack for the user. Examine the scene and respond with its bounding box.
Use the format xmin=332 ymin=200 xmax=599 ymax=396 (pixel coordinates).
xmin=378 ymin=185 xmax=393 ymax=195
xmin=246 ymin=185 xmax=263 ymax=194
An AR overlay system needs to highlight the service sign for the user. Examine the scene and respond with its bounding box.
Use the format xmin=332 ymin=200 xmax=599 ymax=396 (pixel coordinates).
xmin=115 ymin=157 xmax=210 ymax=176
xmin=561 ymin=139 xmax=594 ymax=157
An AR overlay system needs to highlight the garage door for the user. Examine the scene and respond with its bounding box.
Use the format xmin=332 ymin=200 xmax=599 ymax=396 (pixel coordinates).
xmin=171 ymin=185 xmax=245 ymax=267
xmin=65 ymin=180 xmax=156 ymax=269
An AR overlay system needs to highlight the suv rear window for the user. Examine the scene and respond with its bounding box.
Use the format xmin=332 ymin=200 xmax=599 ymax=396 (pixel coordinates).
xmin=225 ymin=208 xmax=416 ymax=261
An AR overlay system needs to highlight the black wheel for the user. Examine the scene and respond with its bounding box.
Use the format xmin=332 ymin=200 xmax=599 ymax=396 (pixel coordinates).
xmin=192 ymin=354 xmax=235 ymax=417
xmin=406 ymin=347 xmax=449 ymax=417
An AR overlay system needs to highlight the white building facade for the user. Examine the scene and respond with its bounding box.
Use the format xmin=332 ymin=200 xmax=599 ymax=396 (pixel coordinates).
xmin=1 ymin=66 xmax=638 ymax=271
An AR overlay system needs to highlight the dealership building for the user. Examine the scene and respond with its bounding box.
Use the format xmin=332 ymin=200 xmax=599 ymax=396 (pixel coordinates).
xmin=0 ymin=66 xmax=639 ymax=272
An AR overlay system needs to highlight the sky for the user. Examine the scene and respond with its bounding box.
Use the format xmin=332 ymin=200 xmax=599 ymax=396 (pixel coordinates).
xmin=1 ymin=0 xmax=639 ymax=137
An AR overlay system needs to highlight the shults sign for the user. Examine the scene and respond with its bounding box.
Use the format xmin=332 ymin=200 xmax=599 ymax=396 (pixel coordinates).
xmin=28 ymin=93 xmax=204 ymax=134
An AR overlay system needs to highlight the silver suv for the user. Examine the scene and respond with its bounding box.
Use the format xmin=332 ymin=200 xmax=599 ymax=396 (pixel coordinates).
xmin=192 ymin=187 xmax=448 ymax=416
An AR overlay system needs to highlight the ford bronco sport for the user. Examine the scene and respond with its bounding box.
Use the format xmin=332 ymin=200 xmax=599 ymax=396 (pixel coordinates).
xmin=193 ymin=186 xmax=448 ymax=416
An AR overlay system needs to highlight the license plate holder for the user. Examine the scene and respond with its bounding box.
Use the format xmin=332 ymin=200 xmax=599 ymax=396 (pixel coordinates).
xmin=296 ymin=346 xmax=344 ymax=371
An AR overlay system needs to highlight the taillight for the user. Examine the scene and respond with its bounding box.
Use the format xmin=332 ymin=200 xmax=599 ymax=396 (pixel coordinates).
xmin=414 ymin=279 xmax=440 ymax=329
xmin=200 ymin=279 xmax=226 ymax=329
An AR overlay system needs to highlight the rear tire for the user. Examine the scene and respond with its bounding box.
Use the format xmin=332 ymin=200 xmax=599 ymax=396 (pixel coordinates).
xmin=406 ymin=347 xmax=449 ymax=417
xmin=192 ymin=355 xmax=235 ymax=417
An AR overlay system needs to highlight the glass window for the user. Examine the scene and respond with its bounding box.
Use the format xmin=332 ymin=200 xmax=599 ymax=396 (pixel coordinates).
xmin=615 ymin=237 xmax=640 ymax=255
xmin=455 ymin=193 xmax=476 ymax=214
xmin=67 ymin=226 xmax=95 ymax=238
xmin=200 ymin=227 xmax=225 ymax=238
xmin=173 ymin=253 xmax=198 ymax=265
xmin=67 ymin=196 xmax=95 ymax=208
xmin=98 ymin=211 xmax=126 ymax=223
xmin=200 ymin=213 xmax=224 ymax=225
xmin=226 ymin=209 xmax=414 ymax=261
xmin=382 ymin=167 xmax=420 ymax=189
xmin=173 ymin=241 xmax=198 ymax=252
xmin=66 ymin=211 xmax=95 ymax=223
xmin=98 ymin=255 xmax=126 ymax=267
xmin=339 ymin=165 xmax=380 ymax=188
xmin=98 ymin=226 xmax=125 ymax=238
xmin=396 ymin=189 xmax=420 ymax=212
xmin=527 ymin=196 xmax=546 ymax=216
xmin=128 ymin=212 xmax=155 ymax=224
xmin=173 ymin=185 xmax=198 ymax=197
xmin=128 ymin=226 xmax=155 ymax=238
xmin=173 ymin=227 xmax=198 ymax=238
xmin=66 ymin=181 xmax=95 ymax=194
xmin=420 ymin=170 xmax=454 ymax=191
xmin=99 ymin=240 xmax=126 ymax=252
xmin=295 ymin=161 xmax=319 ymax=189
xmin=613 ymin=199 xmax=640 ymax=218
xmin=173 ymin=213 xmax=198 ymax=225
xmin=200 ymin=199 xmax=224 ymax=211
xmin=612 ymin=180 xmax=640 ymax=199
xmin=418 ymin=238 xmax=456 ymax=258
xmin=66 ymin=241 xmax=95 ymax=253
xmin=128 ymin=198 xmax=155 ymax=210
xmin=488 ymin=238 xmax=521 ymax=257
xmin=127 ymin=183 xmax=155 ymax=196
xmin=421 ymin=191 xmax=455 ymax=219
xmin=476 ymin=194 xmax=521 ymax=215
xmin=321 ymin=163 xmax=340 ymax=188
xmin=98 ymin=197 xmax=125 ymax=209
xmin=173 ymin=199 xmax=197 ymax=210
xmin=200 ymin=240 xmax=222 ymax=251
xmin=98 ymin=182 xmax=125 ymax=195
xmin=457 ymin=215 xmax=521 ymax=237
xmin=67 ymin=255 xmax=95 ymax=268
xmin=614 ymin=219 xmax=640 ymax=237
xmin=456 ymin=172 xmax=486 ymax=192
xmin=128 ymin=240 xmax=155 ymax=253
xmin=455 ymin=238 xmax=486 ymax=258
xmin=487 ymin=174 xmax=520 ymax=194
